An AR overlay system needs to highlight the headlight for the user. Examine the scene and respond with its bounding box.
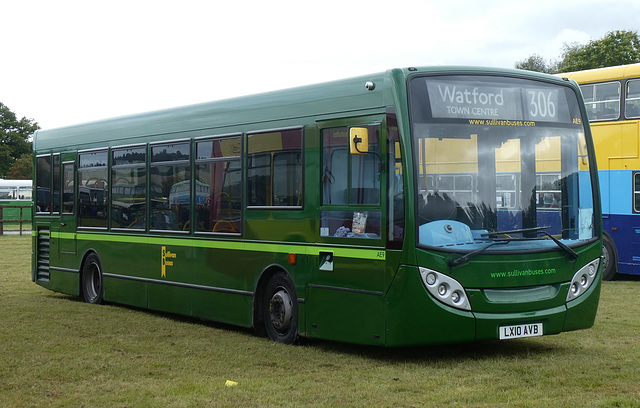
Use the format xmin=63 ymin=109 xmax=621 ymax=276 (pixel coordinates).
xmin=419 ymin=267 xmax=471 ymax=311
xmin=566 ymin=258 xmax=600 ymax=302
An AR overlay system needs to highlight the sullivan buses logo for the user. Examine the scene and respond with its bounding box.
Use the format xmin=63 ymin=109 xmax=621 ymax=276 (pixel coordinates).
xmin=161 ymin=246 xmax=177 ymax=278
xmin=490 ymin=268 xmax=557 ymax=278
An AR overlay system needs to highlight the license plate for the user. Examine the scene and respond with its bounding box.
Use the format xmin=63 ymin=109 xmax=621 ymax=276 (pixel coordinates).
xmin=499 ymin=323 xmax=543 ymax=340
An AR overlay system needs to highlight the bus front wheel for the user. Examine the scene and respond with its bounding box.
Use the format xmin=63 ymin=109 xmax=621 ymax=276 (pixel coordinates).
xmin=82 ymin=252 xmax=104 ymax=304
xmin=263 ymin=273 xmax=298 ymax=344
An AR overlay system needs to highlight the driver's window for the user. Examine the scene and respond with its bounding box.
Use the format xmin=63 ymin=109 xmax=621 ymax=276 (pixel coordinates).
xmin=322 ymin=126 xmax=380 ymax=205
xmin=320 ymin=125 xmax=382 ymax=240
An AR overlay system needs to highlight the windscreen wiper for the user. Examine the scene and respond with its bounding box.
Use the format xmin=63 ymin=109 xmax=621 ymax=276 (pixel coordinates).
xmin=482 ymin=226 xmax=550 ymax=238
xmin=449 ymin=240 xmax=510 ymax=268
xmin=451 ymin=226 xmax=579 ymax=267
xmin=537 ymin=230 xmax=579 ymax=261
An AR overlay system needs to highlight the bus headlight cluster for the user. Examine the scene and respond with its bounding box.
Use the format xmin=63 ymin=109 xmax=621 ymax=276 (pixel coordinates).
xmin=419 ymin=267 xmax=471 ymax=311
xmin=566 ymin=258 xmax=600 ymax=302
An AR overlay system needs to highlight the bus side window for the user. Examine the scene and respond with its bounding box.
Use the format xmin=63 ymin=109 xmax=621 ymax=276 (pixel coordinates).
xmin=387 ymin=114 xmax=404 ymax=248
xmin=111 ymin=146 xmax=146 ymax=230
xmin=625 ymin=79 xmax=640 ymax=119
xmin=62 ymin=162 xmax=75 ymax=214
xmin=195 ymin=136 xmax=242 ymax=234
xmin=52 ymin=154 xmax=61 ymax=213
xmin=150 ymin=142 xmax=191 ymax=232
xmin=634 ymin=172 xmax=640 ymax=214
xmin=247 ymin=128 xmax=303 ymax=208
xmin=78 ymin=150 xmax=108 ymax=228
xmin=36 ymin=155 xmax=52 ymax=213
xmin=580 ymin=82 xmax=620 ymax=121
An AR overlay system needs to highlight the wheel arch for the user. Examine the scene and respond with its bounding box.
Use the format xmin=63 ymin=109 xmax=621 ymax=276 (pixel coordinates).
xmin=78 ymin=248 xmax=102 ymax=296
xmin=602 ymin=231 xmax=619 ymax=280
xmin=252 ymin=263 xmax=295 ymax=335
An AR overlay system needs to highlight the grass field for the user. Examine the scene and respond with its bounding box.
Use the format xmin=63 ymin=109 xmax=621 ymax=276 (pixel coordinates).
xmin=0 ymin=221 xmax=31 ymax=233
xmin=1 ymin=235 xmax=639 ymax=407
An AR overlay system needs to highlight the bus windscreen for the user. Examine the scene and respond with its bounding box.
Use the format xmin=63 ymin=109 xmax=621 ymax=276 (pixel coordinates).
xmin=409 ymin=74 xmax=594 ymax=252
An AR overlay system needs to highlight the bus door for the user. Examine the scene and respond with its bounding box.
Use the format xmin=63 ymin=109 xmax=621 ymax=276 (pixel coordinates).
xmin=308 ymin=121 xmax=388 ymax=345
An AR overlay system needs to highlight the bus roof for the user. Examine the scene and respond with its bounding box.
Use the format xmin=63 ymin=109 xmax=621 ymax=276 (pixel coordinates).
xmin=560 ymin=63 xmax=640 ymax=84
xmin=33 ymin=71 xmax=389 ymax=152
xmin=33 ymin=66 xmax=570 ymax=153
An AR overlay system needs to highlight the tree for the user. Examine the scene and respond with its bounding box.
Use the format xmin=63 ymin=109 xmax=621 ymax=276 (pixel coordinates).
xmin=515 ymin=54 xmax=557 ymax=73
xmin=8 ymin=153 xmax=33 ymax=179
xmin=558 ymin=30 xmax=640 ymax=73
xmin=515 ymin=30 xmax=640 ymax=74
xmin=0 ymin=102 xmax=39 ymax=178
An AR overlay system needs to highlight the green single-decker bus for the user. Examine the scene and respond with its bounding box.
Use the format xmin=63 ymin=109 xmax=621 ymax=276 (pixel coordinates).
xmin=32 ymin=66 xmax=602 ymax=346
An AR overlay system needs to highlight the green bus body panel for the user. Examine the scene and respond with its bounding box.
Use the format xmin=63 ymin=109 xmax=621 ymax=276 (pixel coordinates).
xmin=306 ymin=287 xmax=386 ymax=345
xmin=46 ymin=269 xmax=79 ymax=295
xmin=35 ymin=230 xmax=602 ymax=346
xmin=384 ymin=263 xmax=602 ymax=346
xmin=414 ymin=241 xmax=602 ymax=314
xmin=103 ymin=276 xmax=147 ymax=309
xmin=43 ymin=231 xmax=390 ymax=330
xmin=31 ymin=66 xmax=602 ymax=346
xmin=385 ymin=265 xmax=476 ymax=346
xmin=563 ymin=275 xmax=601 ymax=331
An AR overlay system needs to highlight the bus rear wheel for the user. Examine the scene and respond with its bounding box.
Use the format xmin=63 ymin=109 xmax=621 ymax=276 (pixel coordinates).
xmin=601 ymin=234 xmax=618 ymax=281
xmin=82 ymin=253 xmax=104 ymax=304
xmin=263 ymin=273 xmax=298 ymax=344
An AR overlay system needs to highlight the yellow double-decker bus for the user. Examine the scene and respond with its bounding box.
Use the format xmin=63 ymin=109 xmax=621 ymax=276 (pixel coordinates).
xmin=562 ymin=63 xmax=640 ymax=279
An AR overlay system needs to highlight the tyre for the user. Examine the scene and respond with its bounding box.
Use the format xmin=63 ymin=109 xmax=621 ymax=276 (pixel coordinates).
xmin=82 ymin=252 xmax=104 ymax=304
xmin=263 ymin=273 xmax=298 ymax=344
xmin=601 ymin=234 xmax=618 ymax=281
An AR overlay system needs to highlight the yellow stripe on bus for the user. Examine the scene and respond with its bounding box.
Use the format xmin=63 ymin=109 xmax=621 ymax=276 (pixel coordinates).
xmin=48 ymin=231 xmax=387 ymax=261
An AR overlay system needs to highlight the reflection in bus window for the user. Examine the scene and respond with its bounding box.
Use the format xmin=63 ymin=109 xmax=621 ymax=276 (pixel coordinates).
xmin=62 ymin=163 xmax=74 ymax=214
xmin=430 ymin=174 xmax=475 ymax=209
xmin=78 ymin=150 xmax=108 ymax=227
xmin=36 ymin=155 xmax=51 ymax=213
xmin=388 ymin=114 xmax=405 ymax=247
xmin=273 ymin=151 xmax=302 ymax=206
xmin=411 ymin=75 xmax=592 ymax=242
xmin=496 ymin=174 xmax=517 ymax=209
xmin=537 ymin=173 xmax=561 ymax=209
xmin=151 ymin=142 xmax=190 ymax=231
xmin=195 ymin=135 xmax=242 ymax=233
xmin=111 ymin=146 xmax=146 ymax=229
xmin=322 ymin=126 xmax=380 ymax=206
xmin=52 ymin=155 xmax=61 ymax=213
xmin=247 ymin=128 xmax=303 ymax=207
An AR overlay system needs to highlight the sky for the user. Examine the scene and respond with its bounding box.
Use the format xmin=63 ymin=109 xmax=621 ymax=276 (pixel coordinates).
xmin=2 ymin=0 xmax=640 ymax=130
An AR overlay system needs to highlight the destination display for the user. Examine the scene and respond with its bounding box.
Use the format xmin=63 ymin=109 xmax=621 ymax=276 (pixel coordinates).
xmin=426 ymin=79 xmax=570 ymax=124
